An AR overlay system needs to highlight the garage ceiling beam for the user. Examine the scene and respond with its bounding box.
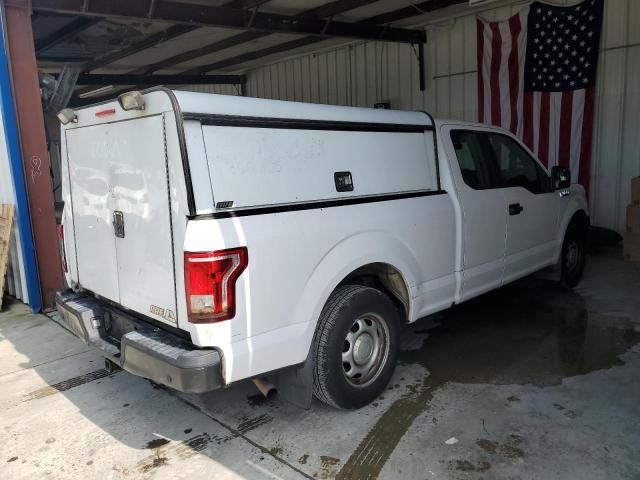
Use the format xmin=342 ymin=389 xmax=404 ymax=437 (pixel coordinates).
xmin=72 ymin=73 xmax=246 ymax=85
xmin=132 ymin=31 xmax=265 ymax=76
xmin=79 ymin=24 xmax=197 ymax=72
xmin=189 ymin=36 xmax=328 ymax=74
xmin=35 ymin=17 xmax=101 ymax=54
xmin=366 ymin=0 xmax=466 ymax=25
xmin=37 ymin=55 xmax=94 ymax=62
xmin=32 ymin=0 xmax=426 ymax=44
xmin=40 ymin=2 xmax=271 ymax=70
xmin=71 ymin=0 xmax=268 ymax=100
xmin=224 ymin=0 xmax=272 ymax=8
xmin=130 ymin=0 xmax=381 ymax=76
xmin=191 ymin=0 xmax=466 ymax=74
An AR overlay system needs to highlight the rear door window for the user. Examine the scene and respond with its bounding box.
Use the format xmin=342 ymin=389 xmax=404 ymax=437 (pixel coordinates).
xmin=450 ymin=130 xmax=502 ymax=190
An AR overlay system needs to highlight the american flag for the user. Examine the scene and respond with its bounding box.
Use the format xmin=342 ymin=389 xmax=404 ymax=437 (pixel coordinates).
xmin=477 ymin=0 xmax=603 ymax=189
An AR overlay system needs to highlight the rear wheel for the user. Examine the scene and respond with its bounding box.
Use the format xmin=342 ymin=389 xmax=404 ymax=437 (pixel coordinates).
xmin=560 ymin=217 xmax=587 ymax=288
xmin=312 ymin=285 xmax=399 ymax=409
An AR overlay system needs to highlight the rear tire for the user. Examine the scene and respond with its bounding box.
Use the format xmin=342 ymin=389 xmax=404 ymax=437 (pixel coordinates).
xmin=560 ymin=217 xmax=588 ymax=288
xmin=312 ymin=285 xmax=399 ymax=409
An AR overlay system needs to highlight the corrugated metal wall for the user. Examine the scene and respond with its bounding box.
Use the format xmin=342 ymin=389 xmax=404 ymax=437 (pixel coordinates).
xmin=189 ymin=0 xmax=640 ymax=234
xmin=0 ymin=114 xmax=27 ymax=302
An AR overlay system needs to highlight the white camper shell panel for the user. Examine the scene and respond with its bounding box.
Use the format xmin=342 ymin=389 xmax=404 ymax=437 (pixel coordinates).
xmin=173 ymin=91 xmax=436 ymax=213
xmin=65 ymin=114 xmax=177 ymax=324
xmin=202 ymin=127 xmax=437 ymax=208
xmin=172 ymin=91 xmax=432 ymax=126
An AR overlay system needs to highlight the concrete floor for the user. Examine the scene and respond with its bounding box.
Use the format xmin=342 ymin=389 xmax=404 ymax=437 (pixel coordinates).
xmin=1 ymin=246 xmax=639 ymax=480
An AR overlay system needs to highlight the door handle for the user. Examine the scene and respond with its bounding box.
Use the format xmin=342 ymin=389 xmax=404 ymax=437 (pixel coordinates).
xmin=509 ymin=203 xmax=524 ymax=215
xmin=113 ymin=210 xmax=125 ymax=238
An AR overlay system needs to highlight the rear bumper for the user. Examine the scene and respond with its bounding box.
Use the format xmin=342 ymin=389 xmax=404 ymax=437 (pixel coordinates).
xmin=55 ymin=290 xmax=223 ymax=394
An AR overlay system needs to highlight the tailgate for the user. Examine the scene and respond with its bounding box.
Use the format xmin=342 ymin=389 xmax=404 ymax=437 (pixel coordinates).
xmin=65 ymin=114 xmax=178 ymax=326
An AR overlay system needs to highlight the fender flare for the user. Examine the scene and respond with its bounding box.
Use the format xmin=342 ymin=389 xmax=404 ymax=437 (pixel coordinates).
xmin=553 ymin=186 xmax=590 ymax=263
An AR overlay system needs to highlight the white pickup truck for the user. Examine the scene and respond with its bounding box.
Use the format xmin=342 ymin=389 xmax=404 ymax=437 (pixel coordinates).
xmin=55 ymin=88 xmax=589 ymax=409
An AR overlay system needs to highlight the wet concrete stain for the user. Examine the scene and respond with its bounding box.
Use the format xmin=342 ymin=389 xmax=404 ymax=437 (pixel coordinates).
xmin=140 ymin=455 xmax=168 ymax=473
xmin=145 ymin=438 xmax=170 ymax=449
xmin=236 ymin=414 xmax=273 ymax=434
xmin=174 ymin=433 xmax=214 ymax=459
xmin=137 ymin=433 xmax=217 ymax=473
xmin=450 ymin=459 xmax=491 ymax=472
xmin=7 ymin=456 xmax=18 ymax=463
xmin=320 ymin=455 xmax=339 ymax=466
xmin=554 ymin=402 xmax=580 ymax=419
xmin=184 ymin=428 xmax=192 ymax=434
xmin=24 ymin=369 xmax=120 ymax=401
xmin=319 ymin=456 xmax=341 ymax=479
xmin=476 ymin=438 xmax=498 ymax=454
xmin=445 ymin=435 xmax=527 ymax=476
xmin=336 ymin=379 xmax=436 ymax=480
xmin=247 ymin=392 xmax=270 ymax=407
xmin=337 ymin=279 xmax=640 ymax=479
xmin=299 ymin=454 xmax=309 ymax=464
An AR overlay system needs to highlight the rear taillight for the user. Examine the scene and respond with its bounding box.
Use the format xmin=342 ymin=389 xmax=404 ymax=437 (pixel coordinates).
xmin=184 ymin=247 xmax=248 ymax=323
xmin=58 ymin=224 xmax=68 ymax=273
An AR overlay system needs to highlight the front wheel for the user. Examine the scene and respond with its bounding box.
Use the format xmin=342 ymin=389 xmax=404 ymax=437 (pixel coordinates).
xmin=560 ymin=218 xmax=587 ymax=288
xmin=312 ymin=285 xmax=399 ymax=409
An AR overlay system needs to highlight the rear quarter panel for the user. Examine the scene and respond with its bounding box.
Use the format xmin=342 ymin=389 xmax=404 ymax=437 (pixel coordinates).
xmin=183 ymin=193 xmax=456 ymax=383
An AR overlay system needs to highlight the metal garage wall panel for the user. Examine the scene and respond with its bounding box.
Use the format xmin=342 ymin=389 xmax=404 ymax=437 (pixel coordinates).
xmin=603 ymin=0 xmax=628 ymax=49
xmin=630 ymin=0 xmax=640 ymax=45
xmin=619 ymin=47 xmax=640 ymax=216
xmin=181 ymin=0 xmax=638 ymax=233
xmin=591 ymin=48 xmax=626 ymax=227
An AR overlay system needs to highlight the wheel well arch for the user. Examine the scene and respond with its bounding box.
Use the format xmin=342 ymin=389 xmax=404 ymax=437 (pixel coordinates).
xmin=569 ymin=209 xmax=589 ymax=228
xmin=554 ymin=208 xmax=590 ymax=264
xmin=565 ymin=209 xmax=590 ymax=240
xmin=337 ymin=262 xmax=411 ymax=323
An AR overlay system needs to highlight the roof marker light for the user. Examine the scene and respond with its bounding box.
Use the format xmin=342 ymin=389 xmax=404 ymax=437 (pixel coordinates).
xmin=118 ymin=90 xmax=146 ymax=111
xmin=57 ymin=108 xmax=77 ymax=125
xmin=95 ymin=107 xmax=116 ymax=117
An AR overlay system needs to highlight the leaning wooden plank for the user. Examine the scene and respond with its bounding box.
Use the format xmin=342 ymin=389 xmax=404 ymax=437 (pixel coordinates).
xmin=0 ymin=204 xmax=16 ymax=309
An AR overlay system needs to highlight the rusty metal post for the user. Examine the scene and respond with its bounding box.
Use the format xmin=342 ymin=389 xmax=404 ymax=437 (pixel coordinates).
xmin=2 ymin=0 xmax=63 ymax=309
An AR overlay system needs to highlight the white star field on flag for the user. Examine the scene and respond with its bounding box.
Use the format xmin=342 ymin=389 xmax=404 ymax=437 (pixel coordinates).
xmin=524 ymin=0 xmax=600 ymax=92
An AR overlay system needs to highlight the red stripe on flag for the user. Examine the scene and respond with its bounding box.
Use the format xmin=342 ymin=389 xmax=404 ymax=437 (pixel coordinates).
xmin=578 ymin=87 xmax=595 ymax=190
xmin=507 ymin=14 xmax=521 ymax=134
xmin=558 ymin=91 xmax=573 ymax=168
xmin=538 ymin=93 xmax=550 ymax=167
xmin=523 ymin=91 xmax=533 ymax=150
xmin=477 ymin=19 xmax=485 ymax=123
xmin=489 ymin=22 xmax=502 ymax=126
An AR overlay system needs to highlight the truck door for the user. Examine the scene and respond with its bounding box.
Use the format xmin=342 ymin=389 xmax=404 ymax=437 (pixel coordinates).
xmin=65 ymin=114 xmax=178 ymax=325
xmin=444 ymin=128 xmax=507 ymax=301
xmin=485 ymin=133 xmax=559 ymax=282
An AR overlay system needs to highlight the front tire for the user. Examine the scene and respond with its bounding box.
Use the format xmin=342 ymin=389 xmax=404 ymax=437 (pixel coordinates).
xmin=560 ymin=217 xmax=587 ymax=288
xmin=312 ymin=285 xmax=399 ymax=409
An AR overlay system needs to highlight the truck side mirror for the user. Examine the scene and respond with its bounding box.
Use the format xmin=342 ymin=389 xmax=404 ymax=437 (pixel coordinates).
xmin=551 ymin=166 xmax=571 ymax=190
